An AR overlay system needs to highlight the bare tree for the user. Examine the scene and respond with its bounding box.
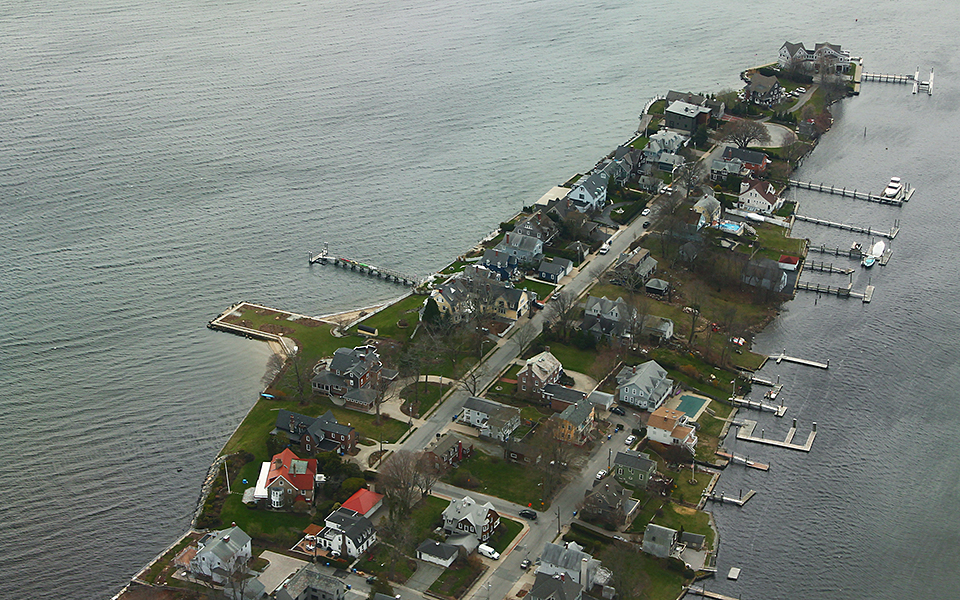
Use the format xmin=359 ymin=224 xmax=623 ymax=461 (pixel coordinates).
xmin=674 ymin=161 xmax=705 ymax=202
xmin=415 ymin=452 xmax=444 ymax=497
xmin=534 ymin=420 xmax=577 ymax=499
xmin=721 ymin=118 xmax=772 ymax=149
xmin=545 ymin=290 xmax=578 ymax=342
xmin=378 ymin=450 xmax=423 ymax=523
xmin=511 ymin=321 xmax=539 ymax=357
xmin=685 ymin=282 xmax=711 ymax=346
xmin=458 ymin=364 xmax=487 ymax=397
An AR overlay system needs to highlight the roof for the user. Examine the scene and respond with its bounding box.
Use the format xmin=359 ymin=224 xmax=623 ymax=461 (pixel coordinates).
xmin=646 ymin=278 xmax=669 ymax=291
xmin=722 ymin=146 xmax=769 ymax=165
xmin=665 ymin=100 xmax=712 ymax=119
xmin=417 ymin=539 xmax=460 ymax=561
xmin=645 ymin=523 xmax=677 ymax=541
xmin=325 ymin=507 xmax=375 ymax=545
xmin=693 ymin=195 xmax=721 ymax=215
xmin=341 ymin=488 xmax=384 ymax=515
xmin=522 ymin=351 xmax=563 ymax=381
xmin=571 ymin=170 xmax=609 ymax=202
xmin=614 ymin=450 xmax=656 ymax=472
xmin=648 ymin=406 xmax=684 ymax=432
xmin=529 ymin=571 xmax=582 ymax=600
xmin=443 ymin=496 xmax=498 ymax=530
xmin=539 ymin=261 xmax=567 ymax=277
xmin=557 ymin=401 xmax=594 ymax=426
xmin=343 ymin=387 xmax=377 ymax=407
xmin=428 ymin=432 xmax=473 ymax=458
xmin=197 ymin=526 xmax=250 ymax=563
xmin=500 ymin=232 xmax=542 ymax=253
xmin=544 ymin=383 xmax=587 ymax=405
xmin=267 ymin=448 xmax=317 ymax=492
xmin=540 ymin=541 xmax=591 ymax=571
xmin=276 ymin=409 xmax=355 ymax=441
xmin=585 ymin=295 xmax=628 ymax=320
xmin=747 ymin=74 xmax=780 ymax=95
xmin=279 ymin=564 xmax=344 ymax=598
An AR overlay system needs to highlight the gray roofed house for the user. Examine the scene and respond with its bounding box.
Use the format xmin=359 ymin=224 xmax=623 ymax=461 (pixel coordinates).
xmin=642 ymin=524 xmax=678 ymax=558
xmin=343 ymin=387 xmax=377 ymax=411
xmin=616 ymin=361 xmax=673 ymax=411
xmin=567 ymin=170 xmax=609 ymax=212
xmin=721 ymin=146 xmax=770 ymax=171
xmin=640 ymin=316 xmax=674 ymax=341
xmin=612 ymin=145 xmax=644 ymax=185
xmin=460 ymin=396 xmax=521 ymax=442
xmin=528 ymin=572 xmax=583 ymax=600
xmin=744 ymin=73 xmax=782 ymax=104
xmin=550 ymin=400 xmax=596 ymax=445
xmin=543 ymin=383 xmax=587 ymax=410
xmin=275 ymin=409 xmax=358 ymax=453
xmin=581 ymin=295 xmax=632 ymax=342
xmin=587 ymin=390 xmax=614 ymax=411
xmin=416 ymin=540 xmax=460 ymax=568
xmin=693 ymin=195 xmax=722 ymax=228
xmin=612 ymin=249 xmax=658 ymax=289
xmin=311 ymin=346 xmax=387 ymax=404
xmin=538 ymin=259 xmax=570 ymax=284
xmin=666 ymin=90 xmax=725 ymax=119
xmin=742 ymin=258 xmax=788 ymax=292
xmin=537 ymin=541 xmax=600 ymax=589
xmin=645 ymin=278 xmax=670 ymax=295
xmin=442 ymin=496 xmax=500 ymax=543
xmin=190 ymin=526 xmax=252 ymax=584
xmin=710 ymin=156 xmax=743 ymax=181
xmin=317 ymin=507 xmax=376 ymax=558
xmin=680 ymin=531 xmax=706 ymax=550
xmin=514 ymin=211 xmax=559 ymax=244
xmin=613 ymin=450 xmax=657 ymax=488
xmin=582 ymin=478 xmax=629 ymax=525
xmin=481 ymin=248 xmax=520 ymax=280
xmin=495 ymin=232 xmax=544 ymax=264
xmin=274 ymin=564 xmax=345 ymax=600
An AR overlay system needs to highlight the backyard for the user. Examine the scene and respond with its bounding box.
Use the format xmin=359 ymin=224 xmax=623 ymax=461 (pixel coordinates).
xmin=443 ymin=451 xmax=552 ymax=510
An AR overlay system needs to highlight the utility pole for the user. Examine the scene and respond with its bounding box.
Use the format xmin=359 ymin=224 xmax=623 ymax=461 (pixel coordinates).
xmin=557 ymin=505 xmax=561 ymax=537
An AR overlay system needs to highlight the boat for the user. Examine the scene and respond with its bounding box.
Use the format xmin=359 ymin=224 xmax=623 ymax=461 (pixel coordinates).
xmin=862 ymin=240 xmax=885 ymax=267
xmin=882 ymin=176 xmax=902 ymax=199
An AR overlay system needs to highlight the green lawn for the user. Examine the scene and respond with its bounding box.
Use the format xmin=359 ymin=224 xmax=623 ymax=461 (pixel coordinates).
xmin=352 ymin=294 xmax=425 ymax=341
xmin=518 ymin=277 xmax=557 ymax=300
xmin=487 ymin=517 xmax=524 ymax=553
xmin=648 ymin=100 xmax=666 ymax=115
xmin=597 ymin=545 xmax=687 ymax=600
xmin=219 ymin=494 xmax=311 ymax=547
xmin=629 ymin=136 xmax=650 ymax=149
xmin=401 ymin=382 xmax=449 ymax=418
xmin=443 ymin=452 xmax=550 ymax=509
xmin=409 ymin=495 xmax=450 ymax=549
xmin=545 ymin=343 xmax=598 ymax=375
xmin=428 ymin=560 xmax=484 ymax=599
xmin=361 ymin=544 xmax=417 ymax=583
xmin=628 ymin=497 xmax=663 ymax=533
xmin=752 ymin=222 xmax=805 ymax=259
xmin=652 ymin=502 xmax=715 ymax=549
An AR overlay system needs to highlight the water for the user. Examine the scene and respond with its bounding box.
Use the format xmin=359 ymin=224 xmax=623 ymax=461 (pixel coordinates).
xmin=0 ymin=0 xmax=957 ymax=598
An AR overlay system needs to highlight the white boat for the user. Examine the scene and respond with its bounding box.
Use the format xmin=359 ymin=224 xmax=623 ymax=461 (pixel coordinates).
xmin=862 ymin=240 xmax=885 ymax=267
xmin=882 ymin=176 xmax=902 ymax=198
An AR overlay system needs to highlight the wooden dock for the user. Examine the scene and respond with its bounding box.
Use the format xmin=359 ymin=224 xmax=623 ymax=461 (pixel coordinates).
xmin=716 ymin=451 xmax=770 ymax=471
xmin=803 ymin=260 xmax=854 ymax=275
xmin=793 ymin=214 xmax=900 ymax=239
xmin=731 ymin=396 xmax=786 ymax=417
xmin=795 ymin=280 xmax=874 ymax=303
xmin=736 ymin=419 xmax=817 ymax=452
xmin=862 ymin=72 xmax=914 ymax=84
xmin=309 ymin=244 xmax=423 ymax=286
xmin=788 ymin=179 xmax=909 ymax=206
xmin=773 ymin=351 xmax=829 ymax=369
xmin=685 ymin=586 xmax=741 ymax=600
xmin=807 ymin=243 xmax=862 ymax=260
xmin=703 ymin=489 xmax=757 ymax=506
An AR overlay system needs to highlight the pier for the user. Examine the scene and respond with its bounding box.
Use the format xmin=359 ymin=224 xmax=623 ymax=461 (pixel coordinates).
xmin=788 ymin=179 xmax=911 ymax=205
xmin=807 ymin=243 xmax=862 ymax=259
xmin=716 ymin=451 xmax=770 ymax=471
xmin=730 ymin=396 xmax=787 ymax=417
xmin=309 ymin=244 xmax=423 ymax=286
xmin=803 ymin=260 xmax=854 ymax=275
xmin=862 ymin=72 xmax=914 ymax=84
xmin=703 ymin=489 xmax=757 ymax=506
xmin=735 ymin=419 xmax=817 ymax=452
xmin=772 ymin=351 xmax=829 ymax=369
xmin=793 ymin=214 xmax=900 ymax=239
xmin=685 ymin=586 xmax=741 ymax=600
xmin=795 ymin=280 xmax=874 ymax=303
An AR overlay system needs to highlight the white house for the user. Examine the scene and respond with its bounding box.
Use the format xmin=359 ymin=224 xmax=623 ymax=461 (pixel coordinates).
xmin=738 ymin=178 xmax=783 ymax=215
xmin=190 ymin=526 xmax=252 ymax=584
xmin=461 ymin=396 xmax=521 ymax=441
xmin=646 ymin=406 xmax=698 ymax=453
xmin=442 ymin=496 xmax=500 ymax=543
xmin=314 ymin=507 xmax=377 ymax=558
xmin=536 ymin=541 xmax=601 ymax=589
xmin=615 ymin=361 xmax=674 ymax=411
xmin=417 ymin=540 xmax=460 ymax=568
xmin=567 ymin=170 xmax=609 ymax=212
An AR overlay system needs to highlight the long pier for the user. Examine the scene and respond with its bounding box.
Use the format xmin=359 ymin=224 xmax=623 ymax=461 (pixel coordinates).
xmin=773 ymin=351 xmax=829 ymax=369
xmin=731 ymin=396 xmax=787 ymax=417
xmin=795 ymin=280 xmax=875 ymax=303
xmin=803 ymin=260 xmax=854 ymax=275
xmin=716 ymin=451 xmax=770 ymax=471
xmin=862 ymin=72 xmax=914 ymax=84
xmin=807 ymin=243 xmax=862 ymax=259
xmin=788 ymin=179 xmax=910 ymax=206
xmin=736 ymin=419 xmax=817 ymax=452
xmin=309 ymin=244 xmax=423 ymax=287
xmin=793 ymin=214 xmax=900 ymax=239
xmin=685 ymin=586 xmax=741 ymax=600
xmin=703 ymin=489 xmax=757 ymax=506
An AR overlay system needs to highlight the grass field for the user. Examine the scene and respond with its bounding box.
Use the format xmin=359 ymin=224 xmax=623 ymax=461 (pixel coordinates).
xmin=652 ymin=502 xmax=715 ymax=548
xmin=487 ymin=517 xmax=524 ymax=553
xmin=401 ymin=382 xmax=449 ymax=418
xmin=443 ymin=452 xmax=549 ymax=509
xmin=352 ymin=294 xmax=424 ymax=341
xmin=518 ymin=277 xmax=556 ymax=300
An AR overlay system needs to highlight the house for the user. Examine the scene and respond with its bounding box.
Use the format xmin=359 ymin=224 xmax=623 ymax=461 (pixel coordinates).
xmin=666 ymin=90 xmax=725 ymax=119
xmin=495 ymin=232 xmax=544 ymax=264
xmin=778 ymin=41 xmax=851 ymax=73
xmin=664 ymin=100 xmax=712 ymax=134
xmin=738 ymin=178 xmax=783 ymax=215
xmin=311 ymin=346 xmax=393 ymax=400
xmin=642 ymin=524 xmax=678 ymax=558
xmin=534 ymin=186 xmax=571 ymax=210
xmin=504 ymin=441 xmax=542 ymax=465
xmin=612 ymin=145 xmax=644 ymax=185
xmin=643 ymin=130 xmax=687 ymax=160
xmin=588 ymin=390 xmax=615 ymax=412
xmin=645 ymin=278 xmax=670 ymax=295
xmin=490 ymin=286 xmax=530 ymax=320
xmin=721 ymin=146 xmax=771 ymax=174
xmin=777 ymin=41 xmax=812 ymax=70
xmin=517 ymin=350 xmax=563 ymax=399
xmin=341 ymin=488 xmax=384 ymax=517
xmin=537 ymin=541 xmax=601 ymax=590
xmin=692 ymin=195 xmax=722 ymax=229
xmin=430 ymin=278 xmax=472 ymax=321
xmin=190 ymin=526 xmax=252 ymax=584
xmin=550 ymin=401 xmax=595 ymax=445
xmin=417 ymin=540 xmax=460 ymax=568
xmin=640 ymin=316 xmax=674 ymax=342
xmin=425 ymin=432 xmax=474 ymax=468
xmin=567 ymin=170 xmax=609 ymax=212
xmin=543 ymin=383 xmax=587 ymax=412
xmin=710 ymin=156 xmax=742 ymax=181
xmin=515 ymin=211 xmax=559 ymax=244
xmin=528 ymin=572 xmax=583 ymax=600
xmin=442 ymin=496 xmax=500 ymax=543
xmin=275 ymin=565 xmax=346 ymax=600
xmin=275 ymin=409 xmax=358 ymax=454
xmin=613 ymin=450 xmax=657 ymax=489
xmin=615 ymin=361 xmax=673 ymax=411
xmin=778 ymin=255 xmax=801 ymax=271
xmin=481 ymin=249 xmax=521 ymax=280
xmin=742 ymin=258 xmax=788 ymax=292
xmin=582 ymin=479 xmax=629 ymax=525
xmin=646 ymin=406 xmax=698 ymax=453
xmin=315 ymin=507 xmax=376 ymax=558
xmin=581 ymin=295 xmax=632 ymax=341
xmin=538 ymin=258 xmax=573 ymax=283
xmin=461 ymin=396 xmax=521 ymax=441
xmin=253 ymin=448 xmax=318 ymax=509
xmin=611 ymin=248 xmax=657 ymax=288
xmin=744 ymin=74 xmax=783 ymax=105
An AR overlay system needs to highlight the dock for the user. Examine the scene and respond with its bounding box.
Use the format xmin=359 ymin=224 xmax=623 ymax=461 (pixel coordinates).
xmin=685 ymin=586 xmax=741 ymax=600
xmin=750 ymin=376 xmax=775 ymax=387
xmin=807 ymin=243 xmax=862 ymax=260
xmin=793 ymin=214 xmax=900 ymax=239
xmin=309 ymin=243 xmax=423 ymax=286
xmin=862 ymin=72 xmax=914 ymax=84
xmin=788 ymin=179 xmax=910 ymax=206
xmin=735 ymin=419 xmax=817 ymax=452
xmin=772 ymin=351 xmax=828 ymax=369
xmin=803 ymin=260 xmax=854 ymax=275
xmin=730 ymin=396 xmax=786 ymax=417
xmin=716 ymin=451 xmax=770 ymax=471
xmin=795 ymin=280 xmax=874 ymax=303
xmin=703 ymin=489 xmax=757 ymax=506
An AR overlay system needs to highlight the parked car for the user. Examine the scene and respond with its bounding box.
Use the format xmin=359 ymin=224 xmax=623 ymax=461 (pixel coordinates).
xmin=643 ymin=220 xmax=651 ymax=228
xmin=613 ymin=535 xmax=627 ymax=542
xmin=641 ymin=207 xmax=651 ymax=216
xmin=478 ymin=544 xmax=500 ymax=560
xmin=625 ymin=435 xmax=636 ymax=446
xmin=611 ymin=406 xmax=626 ymax=416
xmin=366 ymin=576 xmax=378 ymax=585
xmin=596 ymin=469 xmax=607 ymax=480
xmin=615 ymin=423 xmax=624 ymax=432
xmin=519 ymin=509 xmax=538 ymax=520
xmin=797 ymin=87 xmax=807 ymax=93
xmin=520 ymin=558 xmax=531 ymax=570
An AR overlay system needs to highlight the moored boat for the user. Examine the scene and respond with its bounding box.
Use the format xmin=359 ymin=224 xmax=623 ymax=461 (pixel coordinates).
xmin=883 ymin=176 xmax=902 ymax=198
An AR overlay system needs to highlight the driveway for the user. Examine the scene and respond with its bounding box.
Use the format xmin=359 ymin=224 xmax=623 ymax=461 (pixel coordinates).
xmin=405 ymin=560 xmax=445 ymax=592
xmin=752 ymin=121 xmax=796 ymax=148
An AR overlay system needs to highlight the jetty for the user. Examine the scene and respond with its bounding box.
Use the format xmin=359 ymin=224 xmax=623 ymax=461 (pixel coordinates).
xmin=716 ymin=451 xmax=770 ymax=471
xmin=309 ymin=243 xmax=423 ymax=286
xmin=803 ymin=260 xmax=854 ymax=275
xmin=793 ymin=214 xmax=900 ymax=240
xmin=795 ymin=280 xmax=874 ymax=303
xmin=736 ymin=418 xmax=817 ymax=452
xmin=772 ymin=351 xmax=828 ymax=369
xmin=788 ymin=179 xmax=912 ymax=205
xmin=703 ymin=489 xmax=757 ymax=506
xmin=730 ymin=395 xmax=786 ymax=417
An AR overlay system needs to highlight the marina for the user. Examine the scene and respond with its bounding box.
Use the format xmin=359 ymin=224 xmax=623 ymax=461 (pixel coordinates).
xmin=788 ymin=178 xmax=914 ymax=205
xmin=735 ymin=419 xmax=817 ymax=452
xmin=807 ymin=243 xmax=864 ymax=259
xmin=793 ymin=214 xmax=900 ymax=239
xmin=802 ymin=260 xmax=854 ymax=275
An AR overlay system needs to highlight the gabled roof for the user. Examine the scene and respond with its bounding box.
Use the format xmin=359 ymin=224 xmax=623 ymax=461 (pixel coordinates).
xmin=267 ymin=448 xmax=317 ymax=492
xmin=571 ymin=170 xmax=609 ymax=202
xmin=523 ymin=351 xmax=563 ymax=381
xmin=417 ymin=539 xmax=459 ymax=561
xmin=197 ymin=526 xmax=250 ymax=563
xmin=442 ymin=496 xmax=498 ymax=530
xmin=544 ymin=384 xmax=587 ymax=405
xmin=341 ymin=489 xmax=384 ymax=515
xmin=276 ymin=409 xmax=354 ymax=440
xmin=740 ymin=178 xmax=779 ymax=205
xmin=325 ymin=507 xmax=375 ymax=545
xmin=539 ymin=541 xmax=591 ymax=571
xmin=280 ymin=564 xmax=344 ymax=598
xmin=614 ymin=449 xmax=656 ymax=472
xmin=722 ymin=146 xmax=769 ymax=165
xmin=529 ymin=571 xmax=582 ymax=600
xmin=747 ymin=74 xmax=780 ymax=95
xmin=500 ymin=232 xmax=542 ymax=253
xmin=539 ymin=261 xmax=567 ymax=277
xmin=557 ymin=401 xmax=594 ymax=426
xmin=693 ymin=195 xmax=721 ymax=215
xmin=427 ymin=432 xmax=473 ymax=458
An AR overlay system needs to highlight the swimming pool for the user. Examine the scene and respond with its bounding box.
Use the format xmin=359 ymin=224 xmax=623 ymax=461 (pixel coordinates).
xmin=676 ymin=394 xmax=708 ymax=416
xmin=717 ymin=221 xmax=743 ymax=234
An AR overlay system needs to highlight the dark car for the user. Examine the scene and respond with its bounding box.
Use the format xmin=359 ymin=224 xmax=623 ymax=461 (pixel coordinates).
xmin=611 ymin=406 xmax=626 ymax=416
xmin=519 ymin=509 xmax=538 ymax=520
xmin=615 ymin=423 xmax=624 ymax=432
xmin=366 ymin=576 xmax=378 ymax=584
xmin=643 ymin=220 xmax=651 ymax=228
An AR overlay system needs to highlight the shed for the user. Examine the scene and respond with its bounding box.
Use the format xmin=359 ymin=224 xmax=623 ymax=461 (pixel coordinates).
xmin=645 ymin=278 xmax=670 ymax=295
xmin=416 ymin=540 xmax=460 ymax=568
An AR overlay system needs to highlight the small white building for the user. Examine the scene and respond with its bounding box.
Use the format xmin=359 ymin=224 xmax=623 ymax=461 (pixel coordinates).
xmin=738 ymin=178 xmax=783 ymax=215
xmin=417 ymin=540 xmax=460 ymax=568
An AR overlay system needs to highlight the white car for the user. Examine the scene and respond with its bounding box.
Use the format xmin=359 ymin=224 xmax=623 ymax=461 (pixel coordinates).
xmin=625 ymin=435 xmax=636 ymax=446
xmin=797 ymin=87 xmax=807 ymax=94
xmin=641 ymin=208 xmax=651 ymax=216
xmin=596 ymin=469 xmax=607 ymax=480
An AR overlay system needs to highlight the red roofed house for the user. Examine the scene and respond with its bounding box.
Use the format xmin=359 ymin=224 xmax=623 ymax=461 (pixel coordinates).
xmin=738 ymin=178 xmax=783 ymax=215
xmin=778 ymin=255 xmax=800 ymax=271
xmin=341 ymin=488 xmax=384 ymax=517
xmin=254 ymin=448 xmax=318 ymax=510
